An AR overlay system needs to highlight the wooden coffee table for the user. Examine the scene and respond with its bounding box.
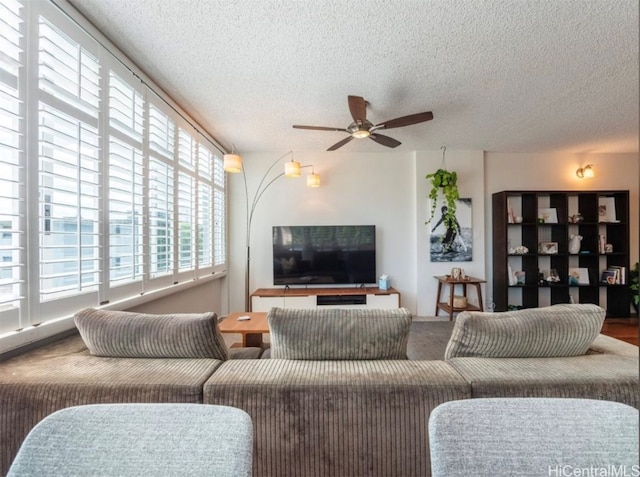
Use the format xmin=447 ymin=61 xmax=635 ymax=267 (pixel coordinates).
xmin=218 ymin=312 xmax=269 ymax=347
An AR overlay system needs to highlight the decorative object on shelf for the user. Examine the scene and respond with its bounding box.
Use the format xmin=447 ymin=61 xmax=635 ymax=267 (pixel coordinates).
xmin=539 ymin=242 xmax=558 ymax=254
xmin=515 ymin=216 xmax=523 ymax=223
xmin=537 ymin=218 xmax=545 ymax=224
xmin=575 ymin=164 xmax=595 ymax=179
xmin=508 ymin=264 xmax=516 ymax=286
xmin=598 ymin=197 xmax=618 ymax=222
xmin=605 ymin=244 xmax=613 ymax=253
xmin=378 ymin=274 xmax=390 ymax=290
xmin=630 ymin=262 xmax=639 ymax=313
xmin=568 ymin=268 xmax=590 ymax=285
xmin=451 ymin=267 xmax=461 ymax=279
xmin=509 ymin=245 xmax=529 ymax=255
xmin=568 ymin=213 xmax=584 ymax=223
xmin=568 ymin=234 xmax=583 ymax=254
xmin=515 ymin=271 xmax=526 ymax=285
xmin=538 ymin=208 xmax=558 ymax=223
xmin=452 ymin=295 xmax=468 ymax=309
xmin=223 ymin=149 xmax=321 ymax=311
xmin=598 ymin=234 xmax=606 ymax=254
xmin=546 ymin=269 xmax=560 ymax=283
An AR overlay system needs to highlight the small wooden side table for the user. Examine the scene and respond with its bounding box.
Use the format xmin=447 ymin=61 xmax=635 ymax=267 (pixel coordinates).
xmin=218 ymin=312 xmax=269 ymax=347
xmin=434 ymin=276 xmax=486 ymax=321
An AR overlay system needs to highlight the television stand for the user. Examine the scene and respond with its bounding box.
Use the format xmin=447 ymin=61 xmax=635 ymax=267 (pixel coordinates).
xmin=251 ymin=287 xmax=400 ymax=311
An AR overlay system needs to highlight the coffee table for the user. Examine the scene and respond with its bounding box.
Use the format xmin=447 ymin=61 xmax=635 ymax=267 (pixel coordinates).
xmin=218 ymin=312 xmax=269 ymax=347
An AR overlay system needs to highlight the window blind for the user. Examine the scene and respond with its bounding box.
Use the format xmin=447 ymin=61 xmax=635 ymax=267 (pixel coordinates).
xmin=0 ymin=0 xmax=24 ymax=334
xmin=108 ymin=71 xmax=144 ymax=290
xmin=0 ymin=0 xmax=226 ymax=341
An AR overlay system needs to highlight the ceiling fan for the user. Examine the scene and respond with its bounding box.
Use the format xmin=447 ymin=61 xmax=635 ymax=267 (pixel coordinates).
xmin=292 ymin=95 xmax=434 ymax=151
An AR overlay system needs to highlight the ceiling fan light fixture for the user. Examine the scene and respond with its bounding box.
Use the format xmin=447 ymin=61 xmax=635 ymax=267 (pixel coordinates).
xmin=352 ymin=129 xmax=371 ymax=139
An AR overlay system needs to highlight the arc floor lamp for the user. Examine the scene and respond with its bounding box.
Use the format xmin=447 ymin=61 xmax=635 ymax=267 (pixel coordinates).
xmin=223 ymin=150 xmax=320 ymax=311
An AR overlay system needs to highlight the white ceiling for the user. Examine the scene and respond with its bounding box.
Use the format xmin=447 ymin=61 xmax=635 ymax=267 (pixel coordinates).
xmin=66 ymin=0 xmax=639 ymax=155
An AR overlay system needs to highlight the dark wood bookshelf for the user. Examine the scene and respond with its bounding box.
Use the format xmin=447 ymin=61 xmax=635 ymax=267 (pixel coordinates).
xmin=492 ymin=190 xmax=630 ymax=317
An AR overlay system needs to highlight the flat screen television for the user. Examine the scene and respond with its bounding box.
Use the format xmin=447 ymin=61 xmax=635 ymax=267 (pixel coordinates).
xmin=273 ymin=225 xmax=376 ymax=286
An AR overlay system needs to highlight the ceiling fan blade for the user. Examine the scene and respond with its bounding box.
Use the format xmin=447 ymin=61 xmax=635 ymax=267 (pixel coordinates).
xmin=348 ymin=95 xmax=367 ymax=123
xmin=327 ymin=136 xmax=354 ymax=151
xmin=370 ymin=133 xmax=401 ymax=148
xmin=292 ymin=125 xmax=345 ymax=131
xmin=377 ymin=111 xmax=433 ymax=130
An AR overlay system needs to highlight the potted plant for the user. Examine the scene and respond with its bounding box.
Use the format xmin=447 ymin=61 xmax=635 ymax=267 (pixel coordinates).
xmin=630 ymin=262 xmax=639 ymax=314
xmin=425 ymin=168 xmax=460 ymax=231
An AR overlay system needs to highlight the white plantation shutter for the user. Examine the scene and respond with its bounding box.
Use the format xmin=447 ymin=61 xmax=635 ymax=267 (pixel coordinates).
xmin=37 ymin=15 xmax=101 ymax=316
xmin=177 ymin=128 xmax=196 ymax=273
xmin=0 ymin=1 xmax=226 ymax=343
xmin=213 ymin=154 xmax=226 ymax=267
xmin=178 ymin=171 xmax=195 ymax=272
xmin=148 ymin=104 xmax=175 ymax=283
xmin=0 ymin=0 xmax=24 ymax=333
xmin=149 ymin=157 xmax=174 ymax=279
xmin=107 ymin=71 xmax=144 ymax=294
xmin=198 ymin=182 xmax=212 ymax=270
xmin=197 ymin=143 xmax=214 ymax=274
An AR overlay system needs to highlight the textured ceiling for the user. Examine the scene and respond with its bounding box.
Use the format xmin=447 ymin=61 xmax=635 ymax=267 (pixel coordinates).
xmin=66 ymin=0 xmax=639 ymax=154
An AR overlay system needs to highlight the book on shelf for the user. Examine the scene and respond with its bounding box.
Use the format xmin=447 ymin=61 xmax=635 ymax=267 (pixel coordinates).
xmin=601 ymin=266 xmax=625 ymax=285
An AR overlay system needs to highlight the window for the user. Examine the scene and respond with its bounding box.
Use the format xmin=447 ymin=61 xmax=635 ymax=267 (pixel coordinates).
xmin=0 ymin=0 xmax=226 ymax=338
xmin=0 ymin=0 xmax=24 ymax=334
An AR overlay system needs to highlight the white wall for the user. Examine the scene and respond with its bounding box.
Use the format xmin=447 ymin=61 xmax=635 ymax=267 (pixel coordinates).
xmin=484 ymin=152 xmax=639 ymax=308
xmin=227 ymin=150 xmax=419 ymax=313
xmin=415 ymin=150 xmax=486 ymax=316
xmin=226 ymin=150 xmax=636 ymax=317
xmin=125 ymin=279 xmax=224 ymax=315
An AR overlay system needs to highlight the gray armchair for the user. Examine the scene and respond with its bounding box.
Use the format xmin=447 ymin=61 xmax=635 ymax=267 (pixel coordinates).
xmin=429 ymin=398 xmax=639 ymax=477
xmin=8 ymin=403 xmax=253 ymax=477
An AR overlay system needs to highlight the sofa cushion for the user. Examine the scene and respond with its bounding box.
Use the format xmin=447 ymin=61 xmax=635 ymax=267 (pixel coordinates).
xmin=268 ymin=307 xmax=412 ymax=360
xmin=204 ymin=359 xmax=471 ymax=477
xmin=447 ymin=354 xmax=640 ymax=408
xmin=74 ymin=308 xmax=229 ymax=360
xmin=444 ymin=304 xmax=605 ymax=359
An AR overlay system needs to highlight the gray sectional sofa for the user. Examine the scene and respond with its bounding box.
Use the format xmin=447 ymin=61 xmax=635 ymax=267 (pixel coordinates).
xmin=1 ymin=304 xmax=638 ymax=476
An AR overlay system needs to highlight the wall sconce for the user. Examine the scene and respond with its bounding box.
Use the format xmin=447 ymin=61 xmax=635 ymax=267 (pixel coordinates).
xmin=576 ymin=164 xmax=594 ymax=179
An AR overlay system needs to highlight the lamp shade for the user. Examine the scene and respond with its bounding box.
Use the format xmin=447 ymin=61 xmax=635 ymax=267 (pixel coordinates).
xmin=223 ymin=154 xmax=243 ymax=173
xmin=284 ymin=160 xmax=301 ymax=178
xmin=306 ymin=172 xmax=320 ymax=188
xmin=576 ymin=164 xmax=594 ymax=179
xmin=583 ymin=165 xmax=594 ymax=178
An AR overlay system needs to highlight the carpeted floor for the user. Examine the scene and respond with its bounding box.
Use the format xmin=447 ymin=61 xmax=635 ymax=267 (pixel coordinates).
xmin=406 ymin=321 xmax=455 ymax=360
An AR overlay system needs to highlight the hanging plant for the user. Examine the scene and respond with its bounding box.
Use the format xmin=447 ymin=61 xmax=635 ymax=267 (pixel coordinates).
xmin=425 ymin=147 xmax=460 ymax=231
